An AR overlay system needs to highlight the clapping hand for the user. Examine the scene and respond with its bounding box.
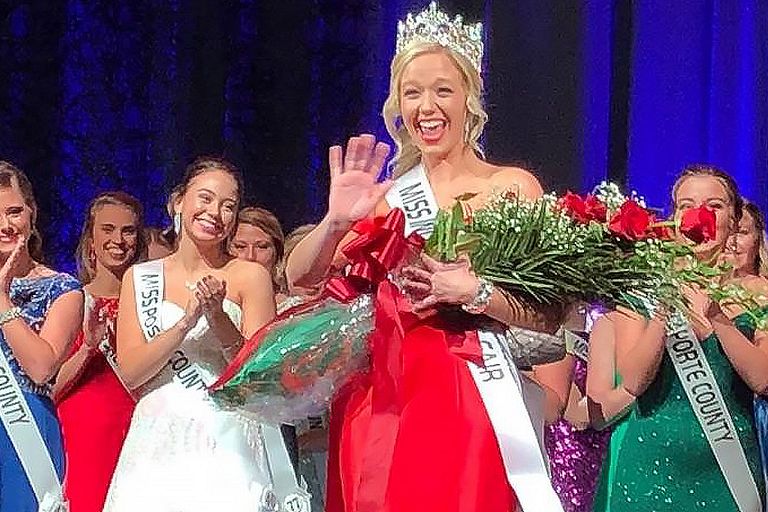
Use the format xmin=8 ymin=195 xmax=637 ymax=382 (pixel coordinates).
xmin=194 ymin=276 xmax=227 ymax=315
xmin=0 ymin=237 xmax=26 ymax=295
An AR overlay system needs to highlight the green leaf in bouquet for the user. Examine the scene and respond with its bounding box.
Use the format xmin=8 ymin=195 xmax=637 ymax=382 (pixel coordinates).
xmin=425 ymin=201 xmax=475 ymax=262
xmin=454 ymin=230 xmax=483 ymax=254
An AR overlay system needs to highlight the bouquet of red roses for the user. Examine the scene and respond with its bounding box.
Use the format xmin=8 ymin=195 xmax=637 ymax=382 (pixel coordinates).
xmin=210 ymin=184 xmax=757 ymax=420
xmin=425 ymin=182 xmax=728 ymax=313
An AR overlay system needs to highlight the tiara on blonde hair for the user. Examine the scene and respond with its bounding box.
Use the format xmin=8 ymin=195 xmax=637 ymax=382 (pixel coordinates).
xmin=396 ymin=2 xmax=484 ymax=73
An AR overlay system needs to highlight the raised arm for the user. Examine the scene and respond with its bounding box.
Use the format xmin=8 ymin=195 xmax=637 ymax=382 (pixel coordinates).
xmin=116 ymin=267 xmax=202 ymax=390
xmin=286 ymin=136 xmax=391 ymax=289
xmin=0 ymin=240 xmax=83 ymax=384
xmin=585 ymin=314 xmax=636 ymax=430
xmin=613 ymin=307 xmax=668 ymax=398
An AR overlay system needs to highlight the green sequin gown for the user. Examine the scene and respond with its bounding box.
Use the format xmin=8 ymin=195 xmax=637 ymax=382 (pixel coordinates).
xmin=593 ymin=313 xmax=765 ymax=511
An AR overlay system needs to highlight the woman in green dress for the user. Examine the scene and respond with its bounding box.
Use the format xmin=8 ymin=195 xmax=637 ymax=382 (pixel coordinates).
xmin=590 ymin=165 xmax=767 ymax=512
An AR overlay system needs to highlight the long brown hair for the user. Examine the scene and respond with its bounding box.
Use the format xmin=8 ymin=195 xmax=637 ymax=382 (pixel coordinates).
xmin=0 ymin=161 xmax=44 ymax=261
xmin=76 ymin=191 xmax=147 ymax=284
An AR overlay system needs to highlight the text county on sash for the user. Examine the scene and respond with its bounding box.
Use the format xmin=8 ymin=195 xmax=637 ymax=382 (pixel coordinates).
xmin=666 ymin=314 xmax=761 ymax=512
xmin=132 ymin=260 xmax=211 ymax=391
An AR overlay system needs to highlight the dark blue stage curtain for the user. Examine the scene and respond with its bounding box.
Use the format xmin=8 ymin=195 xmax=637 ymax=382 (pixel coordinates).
xmin=625 ymin=1 xmax=768 ymax=212
xmin=0 ymin=1 xmax=765 ymax=270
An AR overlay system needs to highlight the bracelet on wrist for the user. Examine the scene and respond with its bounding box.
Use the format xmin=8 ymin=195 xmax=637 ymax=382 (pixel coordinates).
xmin=461 ymin=277 xmax=494 ymax=315
xmin=0 ymin=307 xmax=22 ymax=326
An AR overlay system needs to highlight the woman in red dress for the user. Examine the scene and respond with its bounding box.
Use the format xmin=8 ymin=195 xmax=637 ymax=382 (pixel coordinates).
xmin=286 ymin=4 xmax=568 ymax=511
xmin=54 ymin=192 xmax=146 ymax=512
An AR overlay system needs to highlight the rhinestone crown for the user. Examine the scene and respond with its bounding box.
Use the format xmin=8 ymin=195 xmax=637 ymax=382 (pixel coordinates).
xmin=396 ymin=2 xmax=484 ymax=73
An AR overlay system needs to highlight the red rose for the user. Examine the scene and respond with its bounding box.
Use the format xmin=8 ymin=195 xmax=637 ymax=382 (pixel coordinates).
xmin=608 ymin=200 xmax=653 ymax=240
xmin=680 ymin=206 xmax=716 ymax=244
xmin=557 ymin=191 xmax=590 ymax=223
xmin=584 ymin=195 xmax=607 ymax=223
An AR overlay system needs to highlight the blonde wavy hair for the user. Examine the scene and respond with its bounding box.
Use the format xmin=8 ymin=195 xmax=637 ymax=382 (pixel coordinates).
xmin=382 ymin=42 xmax=488 ymax=178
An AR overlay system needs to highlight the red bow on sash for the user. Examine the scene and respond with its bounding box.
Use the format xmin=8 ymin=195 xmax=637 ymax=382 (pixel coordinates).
xmin=326 ymin=209 xmax=424 ymax=302
xmin=213 ymin=208 xmax=491 ymax=511
xmin=210 ymin=208 xmax=423 ymax=391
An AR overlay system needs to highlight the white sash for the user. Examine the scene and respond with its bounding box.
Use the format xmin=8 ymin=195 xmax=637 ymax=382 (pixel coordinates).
xmin=0 ymin=349 xmax=67 ymax=511
xmin=384 ymin=164 xmax=439 ymax=238
xmin=387 ymin=165 xmax=563 ymax=512
xmin=471 ymin=331 xmax=563 ymax=511
xmin=133 ymin=260 xmax=212 ymax=391
xmin=666 ymin=312 xmax=762 ymax=512
xmin=132 ymin=260 xmax=309 ymax=510
xmin=261 ymin=424 xmax=311 ymax=512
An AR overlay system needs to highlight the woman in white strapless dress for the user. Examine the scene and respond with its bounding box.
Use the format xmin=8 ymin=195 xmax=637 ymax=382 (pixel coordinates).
xmin=104 ymin=157 xmax=305 ymax=512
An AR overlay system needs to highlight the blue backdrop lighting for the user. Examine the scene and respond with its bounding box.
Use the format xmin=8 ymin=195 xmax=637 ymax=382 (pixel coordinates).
xmin=0 ymin=1 xmax=765 ymax=272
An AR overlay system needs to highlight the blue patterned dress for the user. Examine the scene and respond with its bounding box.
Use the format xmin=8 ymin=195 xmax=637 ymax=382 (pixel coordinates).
xmin=0 ymin=273 xmax=81 ymax=511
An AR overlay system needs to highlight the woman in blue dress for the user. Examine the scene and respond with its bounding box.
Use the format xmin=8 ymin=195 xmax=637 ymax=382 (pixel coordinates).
xmin=0 ymin=161 xmax=83 ymax=511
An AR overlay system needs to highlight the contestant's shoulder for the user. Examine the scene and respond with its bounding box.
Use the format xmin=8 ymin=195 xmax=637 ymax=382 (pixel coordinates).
xmin=225 ymin=257 xmax=272 ymax=287
xmin=30 ymin=266 xmax=82 ymax=296
xmin=487 ymin=163 xmax=544 ymax=199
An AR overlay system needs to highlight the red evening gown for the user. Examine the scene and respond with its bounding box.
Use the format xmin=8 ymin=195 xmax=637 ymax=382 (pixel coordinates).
xmin=56 ymin=297 xmax=135 ymax=512
xmin=325 ymin=283 xmax=519 ymax=512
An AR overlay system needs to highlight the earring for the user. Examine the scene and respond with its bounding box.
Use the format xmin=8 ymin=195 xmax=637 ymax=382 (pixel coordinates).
xmin=173 ymin=213 xmax=181 ymax=235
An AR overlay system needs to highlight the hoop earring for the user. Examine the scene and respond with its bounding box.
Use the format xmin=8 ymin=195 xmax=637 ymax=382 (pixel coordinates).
xmin=173 ymin=213 xmax=182 ymax=235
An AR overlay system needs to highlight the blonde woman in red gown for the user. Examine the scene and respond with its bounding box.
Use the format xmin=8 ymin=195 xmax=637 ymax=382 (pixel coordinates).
xmin=55 ymin=192 xmax=146 ymax=512
xmin=286 ymin=4 xmax=569 ymax=511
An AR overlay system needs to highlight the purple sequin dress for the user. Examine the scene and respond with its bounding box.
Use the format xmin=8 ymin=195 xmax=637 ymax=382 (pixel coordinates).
xmin=545 ymin=357 xmax=610 ymax=512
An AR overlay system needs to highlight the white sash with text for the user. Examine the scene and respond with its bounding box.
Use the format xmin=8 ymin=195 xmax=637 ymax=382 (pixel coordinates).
xmin=387 ymin=165 xmax=562 ymax=512
xmin=0 ymin=348 xmax=67 ymax=511
xmin=666 ymin=313 xmax=761 ymax=512
xmin=132 ymin=260 xmax=213 ymax=390
xmin=384 ymin=164 xmax=439 ymax=238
